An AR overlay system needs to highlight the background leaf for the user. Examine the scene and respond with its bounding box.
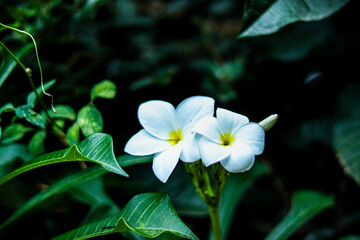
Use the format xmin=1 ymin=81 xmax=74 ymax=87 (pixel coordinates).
xmin=0 ymin=123 xmax=33 ymax=144
xmin=0 ymin=42 xmax=32 ymax=88
xmin=0 ymin=143 xmax=31 ymax=176
xmin=0 ymin=133 xmax=128 ymax=186
xmin=239 ymin=0 xmax=350 ymax=38
xmin=46 ymin=104 xmax=76 ymax=121
xmin=78 ymin=105 xmax=103 ymax=137
xmin=333 ymin=120 xmax=360 ymax=186
xmin=28 ymin=130 xmax=46 ymax=155
xmin=26 ymin=79 xmax=56 ymax=108
xmin=66 ymin=122 xmax=80 ymax=146
xmin=90 ymin=80 xmax=117 ymax=102
xmin=53 ymin=193 xmax=199 ymax=240
xmin=15 ymin=105 xmax=46 ymax=128
xmin=265 ymin=190 xmax=335 ymax=240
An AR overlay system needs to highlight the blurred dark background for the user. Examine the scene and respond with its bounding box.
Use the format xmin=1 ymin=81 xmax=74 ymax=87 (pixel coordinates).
xmin=1 ymin=0 xmax=360 ymax=239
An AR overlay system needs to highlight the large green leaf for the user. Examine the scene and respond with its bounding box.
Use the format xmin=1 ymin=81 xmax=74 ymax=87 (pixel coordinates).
xmin=333 ymin=120 xmax=360 ymax=186
xmin=0 ymin=133 xmax=128 ymax=186
xmin=0 ymin=166 xmax=106 ymax=234
xmin=265 ymin=190 xmax=335 ymax=240
xmin=0 ymin=154 xmax=153 ymax=235
xmin=239 ymin=0 xmax=350 ymax=38
xmin=52 ymin=193 xmax=199 ymax=240
xmin=0 ymin=42 xmax=32 ymax=88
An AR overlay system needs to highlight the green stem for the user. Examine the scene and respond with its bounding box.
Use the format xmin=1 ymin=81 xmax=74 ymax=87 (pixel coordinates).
xmin=208 ymin=204 xmax=222 ymax=240
xmin=0 ymin=22 xmax=56 ymax=113
xmin=0 ymin=40 xmax=52 ymax=121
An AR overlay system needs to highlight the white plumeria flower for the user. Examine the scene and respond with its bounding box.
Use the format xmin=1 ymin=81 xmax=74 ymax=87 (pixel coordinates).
xmin=193 ymin=108 xmax=265 ymax=173
xmin=125 ymin=96 xmax=214 ymax=183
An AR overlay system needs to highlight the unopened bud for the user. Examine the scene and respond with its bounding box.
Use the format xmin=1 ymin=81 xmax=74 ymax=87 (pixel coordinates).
xmin=25 ymin=68 xmax=32 ymax=77
xmin=259 ymin=114 xmax=278 ymax=132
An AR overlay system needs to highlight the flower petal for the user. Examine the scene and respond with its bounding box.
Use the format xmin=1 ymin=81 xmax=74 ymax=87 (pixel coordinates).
xmin=199 ymin=137 xmax=230 ymax=166
xmin=124 ymin=129 xmax=172 ymax=155
xmin=138 ymin=100 xmax=175 ymax=139
xmin=152 ymin=142 xmax=182 ymax=183
xmin=192 ymin=116 xmax=222 ymax=143
xmin=216 ymin=108 xmax=249 ymax=134
xmin=220 ymin=142 xmax=255 ymax=173
xmin=180 ymin=131 xmax=201 ymax=163
xmin=234 ymin=123 xmax=265 ymax=155
xmin=174 ymin=96 xmax=214 ymax=130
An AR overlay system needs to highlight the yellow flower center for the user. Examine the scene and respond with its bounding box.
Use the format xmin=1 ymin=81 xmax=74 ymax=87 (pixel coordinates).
xmin=220 ymin=132 xmax=235 ymax=146
xmin=168 ymin=129 xmax=183 ymax=145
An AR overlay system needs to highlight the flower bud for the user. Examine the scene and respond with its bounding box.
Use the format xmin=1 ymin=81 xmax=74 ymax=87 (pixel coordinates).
xmin=259 ymin=114 xmax=278 ymax=132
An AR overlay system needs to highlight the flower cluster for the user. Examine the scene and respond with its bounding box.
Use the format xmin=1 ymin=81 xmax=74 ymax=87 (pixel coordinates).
xmin=125 ymin=96 xmax=265 ymax=183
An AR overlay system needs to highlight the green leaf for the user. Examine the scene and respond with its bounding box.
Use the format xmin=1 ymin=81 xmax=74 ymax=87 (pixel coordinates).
xmin=0 ymin=155 xmax=153 ymax=235
xmin=26 ymin=79 xmax=56 ymax=108
xmin=66 ymin=122 xmax=80 ymax=146
xmin=46 ymin=104 xmax=76 ymax=121
xmin=239 ymin=0 xmax=350 ymax=38
xmin=333 ymin=119 xmax=360 ymax=186
xmin=0 ymin=103 xmax=15 ymax=115
xmin=339 ymin=236 xmax=360 ymax=240
xmin=0 ymin=42 xmax=32 ymax=88
xmin=0 ymin=133 xmax=128 ymax=186
xmin=265 ymin=190 xmax=335 ymax=240
xmin=0 ymin=144 xmax=32 ymax=176
xmin=1 ymin=123 xmax=33 ymax=144
xmin=90 ymin=80 xmax=117 ymax=102
xmin=117 ymin=154 xmax=153 ymax=167
xmin=52 ymin=193 xmax=199 ymax=240
xmin=15 ymin=105 xmax=47 ymax=128
xmin=28 ymin=130 xmax=46 ymax=155
xmin=78 ymin=105 xmax=103 ymax=137
xmin=0 ymin=166 xmax=107 ymax=234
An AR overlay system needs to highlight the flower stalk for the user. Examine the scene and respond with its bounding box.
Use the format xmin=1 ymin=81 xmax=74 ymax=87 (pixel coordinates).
xmin=185 ymin=161 xmax=229 ymax=240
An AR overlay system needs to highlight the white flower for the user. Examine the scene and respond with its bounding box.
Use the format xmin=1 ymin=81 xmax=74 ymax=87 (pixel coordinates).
xmin=125 ymin=96 xmax=215 ymax=183
xmin=193 ymin=108 xmax=265 ymax=173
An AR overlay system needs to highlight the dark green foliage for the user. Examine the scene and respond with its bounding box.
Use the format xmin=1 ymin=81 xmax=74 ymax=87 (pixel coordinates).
xmin=1 ymin=0 xmax=360 ymax=240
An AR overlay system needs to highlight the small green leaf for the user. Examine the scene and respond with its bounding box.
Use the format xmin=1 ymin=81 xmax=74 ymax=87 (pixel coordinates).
xmin=0 ymin=103 xmax=15 ymax=115
xmin=239 ymin=0 xmax=350 ymax=38
xmin=52 ymin=193 xmax=199 ymax=240
xmin=265 ymin=190 xmax=335 ymax=240
xmin=0 ymin=42 xmax=32 ymax=88
xmin=28 ymin=130 xmax=46 ymax=156
xmin=66 ymin=122 xmax=80 ymax=146
xmin=78 ymin=105 xmax=103 ymax=137
xmin=15 ymin=105 xmax=47 ymax=128
xmin=47 ymin=104 xmax=76 ymax=121
xmin=1 ymin=123 xmax=33 ymax=144
xmin=26 ymin=79 xmax=56 ymax=108
xmin=90 ymin=80 xmax=117 ymax=102
xmin=0 ymin=133 xmax=128 ymax=186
